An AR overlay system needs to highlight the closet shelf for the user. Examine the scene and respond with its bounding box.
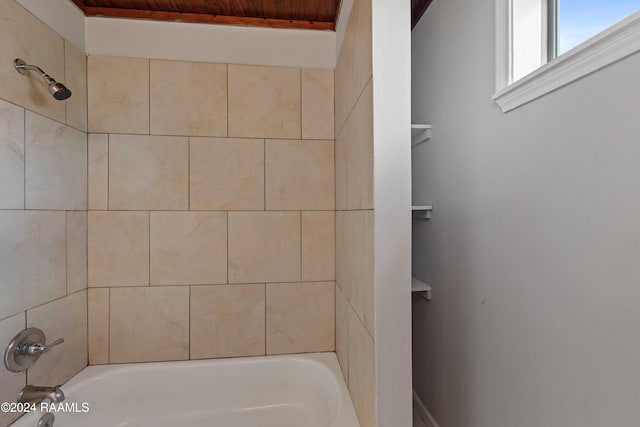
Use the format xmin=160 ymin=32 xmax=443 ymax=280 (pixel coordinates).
xmin=411 ymin=124 xmax=432 ymax=146
xmin=412 ymin=205 xmax=433 ymax=220
xmin=412 ymin=277 xmax=432 ymax=301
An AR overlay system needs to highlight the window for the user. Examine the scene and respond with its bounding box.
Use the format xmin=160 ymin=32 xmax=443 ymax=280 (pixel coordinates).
xmin=494 ymin=0 xmax=640 ymax=112
xmin=557 ymin=1 xmax=640 ymax=55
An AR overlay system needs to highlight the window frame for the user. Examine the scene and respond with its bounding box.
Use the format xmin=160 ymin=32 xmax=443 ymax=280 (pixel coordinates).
xmin=494 ymin=0 xmax=640 ymax=112
xmin=546 ymin=0 xmax=558 ymax=61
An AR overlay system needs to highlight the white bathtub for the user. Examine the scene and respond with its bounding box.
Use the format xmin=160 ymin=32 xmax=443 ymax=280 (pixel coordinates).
xmin=12 ymin=352 xmax=360 ymax=427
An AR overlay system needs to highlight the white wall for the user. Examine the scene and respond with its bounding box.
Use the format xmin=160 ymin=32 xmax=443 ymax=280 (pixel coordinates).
xmin=85 ymin=17 xmax=336 ymax=68
xmin=411 ymin=0 xmax=640 ymax=426
xmin=372 ymin=0 xmax=413 ymax=425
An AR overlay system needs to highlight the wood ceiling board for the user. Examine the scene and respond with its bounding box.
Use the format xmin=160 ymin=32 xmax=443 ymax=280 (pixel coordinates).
xmin=412 ymin=0 xmax=433 ymax=29
xmin=72 ymin=0 xmax=340 ymax=30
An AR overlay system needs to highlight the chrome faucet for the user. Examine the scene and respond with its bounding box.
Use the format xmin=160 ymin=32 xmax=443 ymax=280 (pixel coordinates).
xmin=18 ymin=385 xmax=65 ymax=406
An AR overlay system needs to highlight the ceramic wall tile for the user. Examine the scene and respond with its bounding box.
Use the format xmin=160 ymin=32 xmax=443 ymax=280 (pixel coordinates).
xmin=190 ymin=284 xmax=265 ymax=359
xmin=87 ymin=56 xmax=149 ymax=134
xmin=335 ymin=211 xmax=351 ymax=298
xmin=108 ymin=134 xmax=189 ymax=210
xmin=109 ymin=286 xmax=189 ymax=363
xmin=302 ymin=211 xmax=335 ymax=281
xmin=88 ymin=211 xmax=149 ymax=287
xmin=336 ymin=80 xmax=373 ymax=211
xmin=65 ymin=40 xmax=87 ymax=132
xmin=150 ymin=60 xmax=227 ymax=137
xmin=25 ymin=111 xmax=87 ymax=210
xmin=87 ymin=134 xmax=108 ymax=210
xmin=335 ymin=118 xmax=348 ymax=210
xmin=335 ymin=0 xmax=372 ymax=133
xmin=190 ymin=137 xmax=264 ymax=210
xmin=150 ymin=211 xmax=227 ymax=286
xmin=88 ymin=288 xmax=109 ymax=365
xmin=362 ymin=211 xmax=375 ymax=336
xmin=67 ymin=211 xmax=87 ymax=294
xmin=27 ymin=290 xmax=88 ymax=386
xmin=228 ymin=65 xmax=301 ymax=139
xmin=0 ymin=313 xmax=26 ymax=427
xmin=265 ymin=139 xmax=334 ymax=210
xmin=302 ymin=68 xmax=334 ymax=140
xmin=266 ymin=282 xmax=335 ymax=355
xmin=336 ymin=210 xmax=374 ymax=331
xmin=0 ymin=98 xmax=24 ymax=209
xmin=228 ymin=212 xmax=301 ymax=284
xmin=346 ymin=81 xmax=373 ymax=210
xmin=336 ymin=285 xmax=349 ymax=383
xmin=348 ymin=306 xmax=376 ymax=427
xmin=0 ymin=211 xmax=66 ymax=320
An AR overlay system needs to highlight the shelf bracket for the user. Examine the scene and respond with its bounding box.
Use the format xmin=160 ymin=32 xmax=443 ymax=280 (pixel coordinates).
xmin=411 ymin=277 xmax=432 ymax=301
xmin=412 ymin=205 xmax=433 ymax=220
xmin=411 ymin=124 xmax=432 ymax=146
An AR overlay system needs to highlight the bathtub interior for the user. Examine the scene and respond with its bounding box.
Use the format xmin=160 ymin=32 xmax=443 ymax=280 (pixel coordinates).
xmin=10 ymin=352 xmax=359 ymax=427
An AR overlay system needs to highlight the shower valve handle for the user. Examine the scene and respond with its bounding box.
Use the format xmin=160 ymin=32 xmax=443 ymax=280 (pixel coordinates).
xmin=4 ymin=328 xmax=64 ymax=372
xmin=19 ymin=338 xmax=64 ymax=356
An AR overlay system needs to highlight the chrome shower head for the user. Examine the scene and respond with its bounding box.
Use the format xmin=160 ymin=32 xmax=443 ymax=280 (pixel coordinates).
xmin=47 ymin=81 xmax=72 ymax=101
xmin=14 ymin=58 xmax=72 ymax=101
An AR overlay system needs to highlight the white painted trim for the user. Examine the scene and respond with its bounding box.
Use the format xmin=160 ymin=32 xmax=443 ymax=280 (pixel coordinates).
xmin=494 ymin=9 xmax=640 ymax=112
xmin=16 ymin=0 xmax=86 ymax=51
xmin=372 ymin=0 xmax=413 ymax=424
xmin=335 ymin=0 xmax=354 ymax=58
xmin=413 ymin=390 xmax=441 ymax=427
xmin=85 ymin=17 xmax=336 ymax=68
xmin=494 ymin=0 xmax=510 ymax=91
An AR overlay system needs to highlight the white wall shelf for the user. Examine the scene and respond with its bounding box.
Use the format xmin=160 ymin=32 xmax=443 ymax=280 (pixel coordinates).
xmin=412 ymin=205 xmax=433 ymax=220
xmin=411 ymin=124 xmax=432 ymax=146
xmin=412 ymin=277 xmax=432 ymax=301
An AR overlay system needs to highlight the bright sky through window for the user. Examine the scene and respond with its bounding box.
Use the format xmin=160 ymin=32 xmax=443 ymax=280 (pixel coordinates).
xmin=558 ymin=0 xmax=640 ymax=55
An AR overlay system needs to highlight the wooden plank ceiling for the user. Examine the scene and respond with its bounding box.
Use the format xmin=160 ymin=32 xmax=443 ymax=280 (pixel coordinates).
xmin=71 ymin=0 xmax=434 ymax=31
xmin=70 ymin=0 xmax=342 ymax=30
xmin=412 ymin=0 xmax=433 ymax=29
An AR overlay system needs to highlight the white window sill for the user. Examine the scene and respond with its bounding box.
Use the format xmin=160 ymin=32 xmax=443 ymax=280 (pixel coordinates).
xmin=493 ymin=10 xmax=640 ymax=113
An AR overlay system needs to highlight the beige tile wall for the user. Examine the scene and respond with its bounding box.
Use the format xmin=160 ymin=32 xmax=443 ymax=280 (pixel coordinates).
xmin=0 ymin=313 xmax=27 ymax=426
xmin=0 ymin=1 xmax=88 ymax=418
xmin=335 ymin=0 xmax=377 ymax=426
xmin=86 ymin=56 xmax=336 ymax=364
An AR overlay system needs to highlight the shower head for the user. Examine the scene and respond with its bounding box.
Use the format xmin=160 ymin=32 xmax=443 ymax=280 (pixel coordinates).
xmin=47 ymin=81 xmax=72 ymax=101
xmin=14 ymin=59 xmax=72 ymax=101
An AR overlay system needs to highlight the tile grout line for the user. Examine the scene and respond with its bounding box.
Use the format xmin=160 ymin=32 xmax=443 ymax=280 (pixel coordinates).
xmin=227 ymin=65 xmax=230 ymax=137
xmin=148 ymin=59 xmax=151 ymax=135
xmin=188 ymin=138 xmax=191 ymax=211
xmin=188 ymin=286 xmax=191 ymax=360
xmin=263 ymin=139 xmax=266 ymax=211
xmin=107 ymin=287 xmax=110 ymax=364
xmin=107 ymin=134 xmax=110 ymax=210
xmin=264 ymin=282 xmax=267 ymax=356
xmin=333 ymin=65 xmax=338 ymax=357
xmin=81 ymin=132 xmax=333 ymax=141
xmin=226 ymin=211 xmax=230 ymax=285
xmin=299 ymin=210 xmax=303 ymax=282
xmin=148 ymin=211 xmax=151 ymax=287
xmin=300 ymin=68 xmax=303 ymax=139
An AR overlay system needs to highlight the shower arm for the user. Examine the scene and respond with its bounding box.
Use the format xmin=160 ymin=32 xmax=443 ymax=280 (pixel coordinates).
xmin=14 ymin=59 xmax=56 ymax=85
xmin=13 ymin=58 xmax=72 ymax=101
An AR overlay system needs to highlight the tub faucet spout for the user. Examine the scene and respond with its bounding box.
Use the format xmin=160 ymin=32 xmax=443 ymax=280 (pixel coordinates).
xmin=18 ymin=385 xmax=65 ymax=405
